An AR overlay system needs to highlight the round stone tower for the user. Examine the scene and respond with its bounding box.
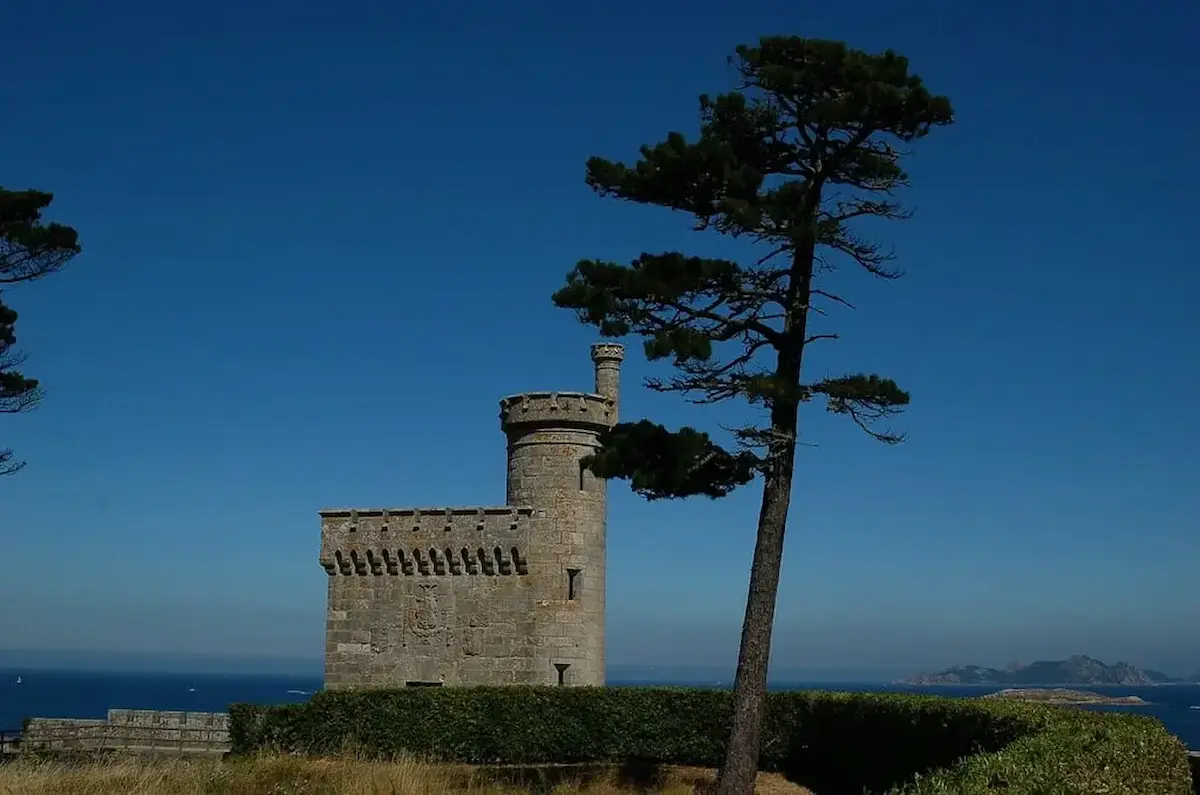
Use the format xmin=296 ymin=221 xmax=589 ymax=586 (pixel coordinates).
xmin=498 ymin=342 xmax=625 ymax=686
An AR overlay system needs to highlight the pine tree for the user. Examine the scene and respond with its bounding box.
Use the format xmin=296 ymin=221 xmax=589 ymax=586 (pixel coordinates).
xmin=552 ymin=36 xmax=953 ymax=794
xmin=1 ymin=188 xmax=82 ymax=474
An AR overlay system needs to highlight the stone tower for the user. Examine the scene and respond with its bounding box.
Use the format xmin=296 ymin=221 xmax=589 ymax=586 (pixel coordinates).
xmin=499 ymin=342 xmax=625 ymax=686
xmin=319 ymin=342 xmax=624 ymax=689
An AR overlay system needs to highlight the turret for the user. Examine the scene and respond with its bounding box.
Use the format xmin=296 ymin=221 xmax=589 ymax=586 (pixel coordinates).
xmin=497 ymin=343 xmax=624 ymax=686
xmin=591 ymin=342 xmax=625 ymax=418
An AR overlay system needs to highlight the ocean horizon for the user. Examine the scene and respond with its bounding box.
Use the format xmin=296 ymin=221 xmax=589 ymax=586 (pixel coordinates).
xmin=3 ymin=668 xmax=1198 ymax=752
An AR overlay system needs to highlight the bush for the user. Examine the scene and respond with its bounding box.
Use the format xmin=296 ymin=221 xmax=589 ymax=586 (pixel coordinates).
xmin=228 ymin=686 xmax=1193 ymax=794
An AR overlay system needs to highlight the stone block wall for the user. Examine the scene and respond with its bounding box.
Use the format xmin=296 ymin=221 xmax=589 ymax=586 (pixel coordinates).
xmin=22 ymin=709 xmax=229 ymax=755
xmin=321 ymin=498 xmax=606 ymax=689
xmin=321 ymin=506 xmax=577 ymax=688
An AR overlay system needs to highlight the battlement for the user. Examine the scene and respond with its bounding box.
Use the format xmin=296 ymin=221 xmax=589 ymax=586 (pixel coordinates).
xmin=319 ymin=506 xmax=534 ymax=522
xmin=499 ymin=391 xmax=615 ymax=433
xmin=319 ymin=506 xmax=544 ymax=576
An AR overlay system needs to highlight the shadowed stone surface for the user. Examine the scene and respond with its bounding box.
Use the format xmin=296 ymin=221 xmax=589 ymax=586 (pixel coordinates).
xmin=320 ymin=343 xmax=624 ymax=689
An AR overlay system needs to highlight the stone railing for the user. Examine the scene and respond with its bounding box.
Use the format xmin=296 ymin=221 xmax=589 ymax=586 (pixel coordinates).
xmin=21 ymin=709 xmax=229 ymax=756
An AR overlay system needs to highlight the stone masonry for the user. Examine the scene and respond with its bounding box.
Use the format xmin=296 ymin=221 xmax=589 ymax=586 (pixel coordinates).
xmin=319 ymin=343 xmax=625 ymax=688
xmin=22 ymin=709 xmax=230 ymax=756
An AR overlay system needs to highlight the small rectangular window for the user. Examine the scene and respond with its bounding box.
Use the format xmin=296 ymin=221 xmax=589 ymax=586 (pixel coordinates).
xmin=554 ymin=663 xmax=570 ymax=686
xmin=567 ymin=568 xmax=581 ymax=601
xmin=404 ymin=681 xmax=443 ymax=688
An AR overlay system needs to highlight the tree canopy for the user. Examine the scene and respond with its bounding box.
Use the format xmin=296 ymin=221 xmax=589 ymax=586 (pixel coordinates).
xmin=555 ymin=38 xmax=952 ymax=503
xmin=1 ymin=187 xmax=82 ymax=474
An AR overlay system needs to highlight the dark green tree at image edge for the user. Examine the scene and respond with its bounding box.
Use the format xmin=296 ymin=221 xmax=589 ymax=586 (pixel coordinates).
xmin=1 ymin=188 xmax=82 ymax=475
xmin=552 ymin=36 xmax=954 ymax=795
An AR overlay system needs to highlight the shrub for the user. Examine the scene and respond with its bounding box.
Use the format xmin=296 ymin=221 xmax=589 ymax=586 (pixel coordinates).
xmin=228 ymin=687 xmax=1193 ymax=794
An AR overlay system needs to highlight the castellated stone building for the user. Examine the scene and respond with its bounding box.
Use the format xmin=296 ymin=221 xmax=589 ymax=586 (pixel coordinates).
xmin=319 ymin=343 xmax=625 ymax=689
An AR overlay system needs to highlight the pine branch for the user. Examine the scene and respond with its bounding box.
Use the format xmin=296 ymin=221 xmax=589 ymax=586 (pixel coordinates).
xmin=0 ymin=188 xmax=81 ymax=284
xmin=0 ymin=448 xmax=23 ymax=476
xmin=0 ymin=188 xmax=80 ymax=475
xmin=0 ymin=299 xmax=41 ymax=415
xmin=583 ymin=420 xmax=760 ymax=500
xmin=810 ymin=373 xmax=911 ymax=443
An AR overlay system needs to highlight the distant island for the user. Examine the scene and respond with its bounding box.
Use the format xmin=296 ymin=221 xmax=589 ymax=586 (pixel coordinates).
xmin=982 ymin=688 xmax=1151 ymax=706
xmin=897 ymin=655 xmax=1180 ymax=686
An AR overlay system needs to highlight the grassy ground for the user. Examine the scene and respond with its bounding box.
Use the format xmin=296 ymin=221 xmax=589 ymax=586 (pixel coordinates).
xmin=0 ymin=754 xmax=813 ymax=794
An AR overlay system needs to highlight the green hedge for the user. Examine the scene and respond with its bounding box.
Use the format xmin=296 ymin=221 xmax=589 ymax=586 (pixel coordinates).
xmin=228 ymin=686 xmax=1193 ymax=794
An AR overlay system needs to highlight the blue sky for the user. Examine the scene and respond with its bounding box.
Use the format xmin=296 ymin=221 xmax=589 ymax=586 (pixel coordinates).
xmin=2 ymin=0 xmax=1198 ymax=680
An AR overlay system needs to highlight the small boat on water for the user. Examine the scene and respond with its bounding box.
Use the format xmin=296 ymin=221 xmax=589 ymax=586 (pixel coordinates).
xmin=14 ymin=676 xmax=20 ymax=685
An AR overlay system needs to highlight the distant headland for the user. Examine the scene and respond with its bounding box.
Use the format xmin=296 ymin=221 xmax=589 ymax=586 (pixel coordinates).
xmin=896 ymin=655 xmax=1182 ymax=686
xmin=982 ymin=688 xmax=1151 ymax=706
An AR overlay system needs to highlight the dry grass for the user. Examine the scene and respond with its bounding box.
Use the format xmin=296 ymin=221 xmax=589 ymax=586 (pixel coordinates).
xmin=0 ymin=754 xmax=813 ymax=794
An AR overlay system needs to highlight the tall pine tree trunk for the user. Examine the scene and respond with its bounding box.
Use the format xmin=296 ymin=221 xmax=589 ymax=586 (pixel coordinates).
xmin=717 ymin=252 xmax=810 ymax=795
xmin=716 ymin=396 xmax=801 ymax=794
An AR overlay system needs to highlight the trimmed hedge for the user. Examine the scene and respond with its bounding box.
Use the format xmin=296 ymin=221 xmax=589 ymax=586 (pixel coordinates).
xmin=229 ymin=686 xmax=1193 ymax=794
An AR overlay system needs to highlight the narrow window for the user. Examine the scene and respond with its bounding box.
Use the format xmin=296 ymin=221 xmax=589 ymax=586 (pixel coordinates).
xmin=554 ymin=663 xmax=570 ymax=686
xmin=566 ymin=568 xmax=581 ymax=601
xmin=578 ymin=459 xmax=587 ymax=491
xmin=404 ymin=681 xmax=443 ymax=688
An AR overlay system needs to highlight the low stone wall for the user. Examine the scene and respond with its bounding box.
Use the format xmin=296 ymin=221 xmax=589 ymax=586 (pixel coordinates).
xmin=22 ymin=709 xmax=229 ymax=756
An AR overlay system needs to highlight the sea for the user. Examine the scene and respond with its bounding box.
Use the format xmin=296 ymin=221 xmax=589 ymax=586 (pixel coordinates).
xmin=1 ymin=670 xmax=1198 ymax=751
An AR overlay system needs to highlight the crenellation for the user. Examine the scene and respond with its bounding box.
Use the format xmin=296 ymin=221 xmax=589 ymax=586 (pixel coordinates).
xmin=498 ymin=391 xmax=615 ymax=433
xmin=320 ymin=506 xmax=535 ymax=520
xmin=322 ymin=507 xmax=534 ymax=545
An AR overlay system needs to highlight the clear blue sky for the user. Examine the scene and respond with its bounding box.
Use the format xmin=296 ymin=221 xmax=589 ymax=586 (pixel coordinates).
xmin=2 ymin=0 xmax=1198 ymax=680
